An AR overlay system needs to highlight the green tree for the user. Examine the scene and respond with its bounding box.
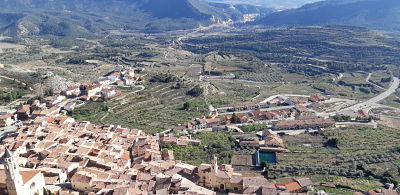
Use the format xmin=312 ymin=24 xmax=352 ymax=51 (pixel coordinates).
xmin=183 ymin=102 xmax=191 ymax=110
xmin=101 ymin=105 xmax=109 ymax=112
xmin=261 ymin=161 xmax=271 ymax=178
xmin=187 ymin=85 xmax=203 ymax=97
xmin=44 ymin=88 xmax=54 ymax=97
xmin=231 ymin=113 xmax=239 ymax=123
xmin=325 ymin=138 xmax=340 ymax=148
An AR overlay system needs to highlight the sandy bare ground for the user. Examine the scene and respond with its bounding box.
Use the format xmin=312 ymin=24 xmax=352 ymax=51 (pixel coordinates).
xmin=3 ymin=64 xmax=35 ymax=73
xmin=379 ymin=117 xmax=400 ymax=129
xmin=0 ymin=42 xmax=25 ymax=50
xmin=40 ymin=45 xmax=73 ymax=54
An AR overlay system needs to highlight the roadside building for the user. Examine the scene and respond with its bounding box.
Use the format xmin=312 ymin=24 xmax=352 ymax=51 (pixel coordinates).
xmin=100 ymin=87 xmax=116 ymax=99
xmin=195 ymin=117 xmax=222 ymax=129
xmin=107 ymin=72 xmax=121 ymax=83
xmin=63 ymin=86 xmax=80 ymax=97
xmin=123 ymin=75 xmax=134 ymax=86
xmin=80 ymin=83 xmax=103 ymax=98
xmin=336 ymin=110 xmax=371 ymax=121
xmin=44 ymin=94 xmax=66 ymax=106
xmin=86 ymin=84 xmax=103 ymax=97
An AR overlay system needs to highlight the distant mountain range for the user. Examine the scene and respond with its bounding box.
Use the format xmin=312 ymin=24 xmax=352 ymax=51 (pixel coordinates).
xmin=2 ymin=0 xmax=400 ymax=37
xmin=256 ymin=0 xmax=400 ymax=32
xmin=200 ymin=0 xmax=322 ymax=9
xmin=0 ymin=0 xmax=270 ymax=36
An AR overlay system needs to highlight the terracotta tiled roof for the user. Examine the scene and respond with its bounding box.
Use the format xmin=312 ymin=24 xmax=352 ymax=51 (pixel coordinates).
xmin=197 ymin=164 xmax=211 ymax=172
xmin=276 ymin=180 xmax=302 ymax=192
xmin=21 ymin=170 xmax=42 ymax=184
xmin=230 ymin=174 xmax=243 ymax=184
xmin=65 ymin=86 xmax=79 ymax=91
xmin=293 ymin=177 xmax=312 ymax=187
xmin=71 ymin=172 xmax=92 ymax=183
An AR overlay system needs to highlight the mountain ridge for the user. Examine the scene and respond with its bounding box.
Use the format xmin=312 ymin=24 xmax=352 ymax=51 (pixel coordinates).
xmin=0 ymin=0 xmax=268 ymax=36
xmin=256 ymin=0 xmax=400 ymax=32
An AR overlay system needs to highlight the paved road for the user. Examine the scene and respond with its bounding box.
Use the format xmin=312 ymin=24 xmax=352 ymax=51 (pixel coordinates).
xmin=345 ymin=77 xmax=399 ymax=112
xmin=366 ymin=73 xmax=385 ymax=90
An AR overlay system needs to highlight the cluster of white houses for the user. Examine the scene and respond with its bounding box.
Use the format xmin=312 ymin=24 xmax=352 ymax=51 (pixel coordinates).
xmin=63 ymin=81 xmax=122 ymax=101
xmin=63 ymin=65 xmax=142 ymax=101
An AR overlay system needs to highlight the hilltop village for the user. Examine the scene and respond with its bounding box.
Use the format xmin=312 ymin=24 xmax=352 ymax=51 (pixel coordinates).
xmin=0 ymin=114 xmax=315 ymax=195
xmin=0 ymin=88 xmax=318 ymax=194
xmin=0 ymin=25 xmax=400 ymax=195
xmin=0 ymin=64 xmax=398 ymax=195
xmin=0 ymin=67 xmax=320 ymax=195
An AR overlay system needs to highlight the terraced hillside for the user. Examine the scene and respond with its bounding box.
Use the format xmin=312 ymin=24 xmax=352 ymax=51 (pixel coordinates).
xmin=268 ymin=126 xmax=400 ymax=193
xmin=183 ymin=26 xmax=400 ymax=75
xmin=73 ymin=76 xmax=209 ymax=134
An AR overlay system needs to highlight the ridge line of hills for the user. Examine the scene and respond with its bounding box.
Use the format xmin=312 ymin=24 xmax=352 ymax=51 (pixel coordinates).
xmin=1 ymin=0 xmax=400 ymax=37
xmin=0 ymin=0 xmax=272 ymax=36
xmin=256 ymin=0 xmax=400 ymax=33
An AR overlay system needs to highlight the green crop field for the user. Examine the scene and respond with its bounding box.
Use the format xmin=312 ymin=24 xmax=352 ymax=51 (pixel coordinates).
xmin=267 ymin=125 xmax=400 ymax=187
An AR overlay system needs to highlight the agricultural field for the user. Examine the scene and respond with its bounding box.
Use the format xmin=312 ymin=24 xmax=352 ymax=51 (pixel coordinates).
xmin=268 ymin=126 xmax=400 ymax=187
xmin=208 ymin=79 xmax=323 ymax=108
xmin=0 ymin=77 xmax=31 ymax=105
xmin=311 ymin=175 xmax=383 ymax=194
xmin=379 ymin=91 xmax=400 ymax=109
xmin=0 ymin=35 xmax=171 ymax=89
xmin=183 ymin=26 xmax=400 ymax=74
xmin=313 ymin=79 xmax=377 ymax=99
xmin=161 ymin=132 xmax=235 ymax=166
xmin=378 ymin=117 xmax=400 ymax=130
xmin=74 ymin=75 xmax=210 ymax=134
xmin=368 ymin=70 xmax=393 ymax=89
xmin=207 ymin=80 xmax=261 ymax=107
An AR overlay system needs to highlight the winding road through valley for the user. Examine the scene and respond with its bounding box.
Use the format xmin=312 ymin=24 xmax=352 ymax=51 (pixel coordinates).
xmin=345 ymin=76 xmax=400 ymax=112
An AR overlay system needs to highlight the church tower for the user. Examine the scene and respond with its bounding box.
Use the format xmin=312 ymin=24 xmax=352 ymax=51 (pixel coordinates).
xmin=3 ymin=148 xmax=24 ymax=195
xmin=211 ymin=155 xmax=218 ymax=174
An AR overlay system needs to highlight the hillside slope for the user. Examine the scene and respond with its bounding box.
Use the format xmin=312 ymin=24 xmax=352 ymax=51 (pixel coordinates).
xmin=182 ymin=25 xmax=400 ymax=73
xmin=0 ymin=0 xmax=262 ymax=36
xmin=256 ymin=0 xmax=400 ymax=31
